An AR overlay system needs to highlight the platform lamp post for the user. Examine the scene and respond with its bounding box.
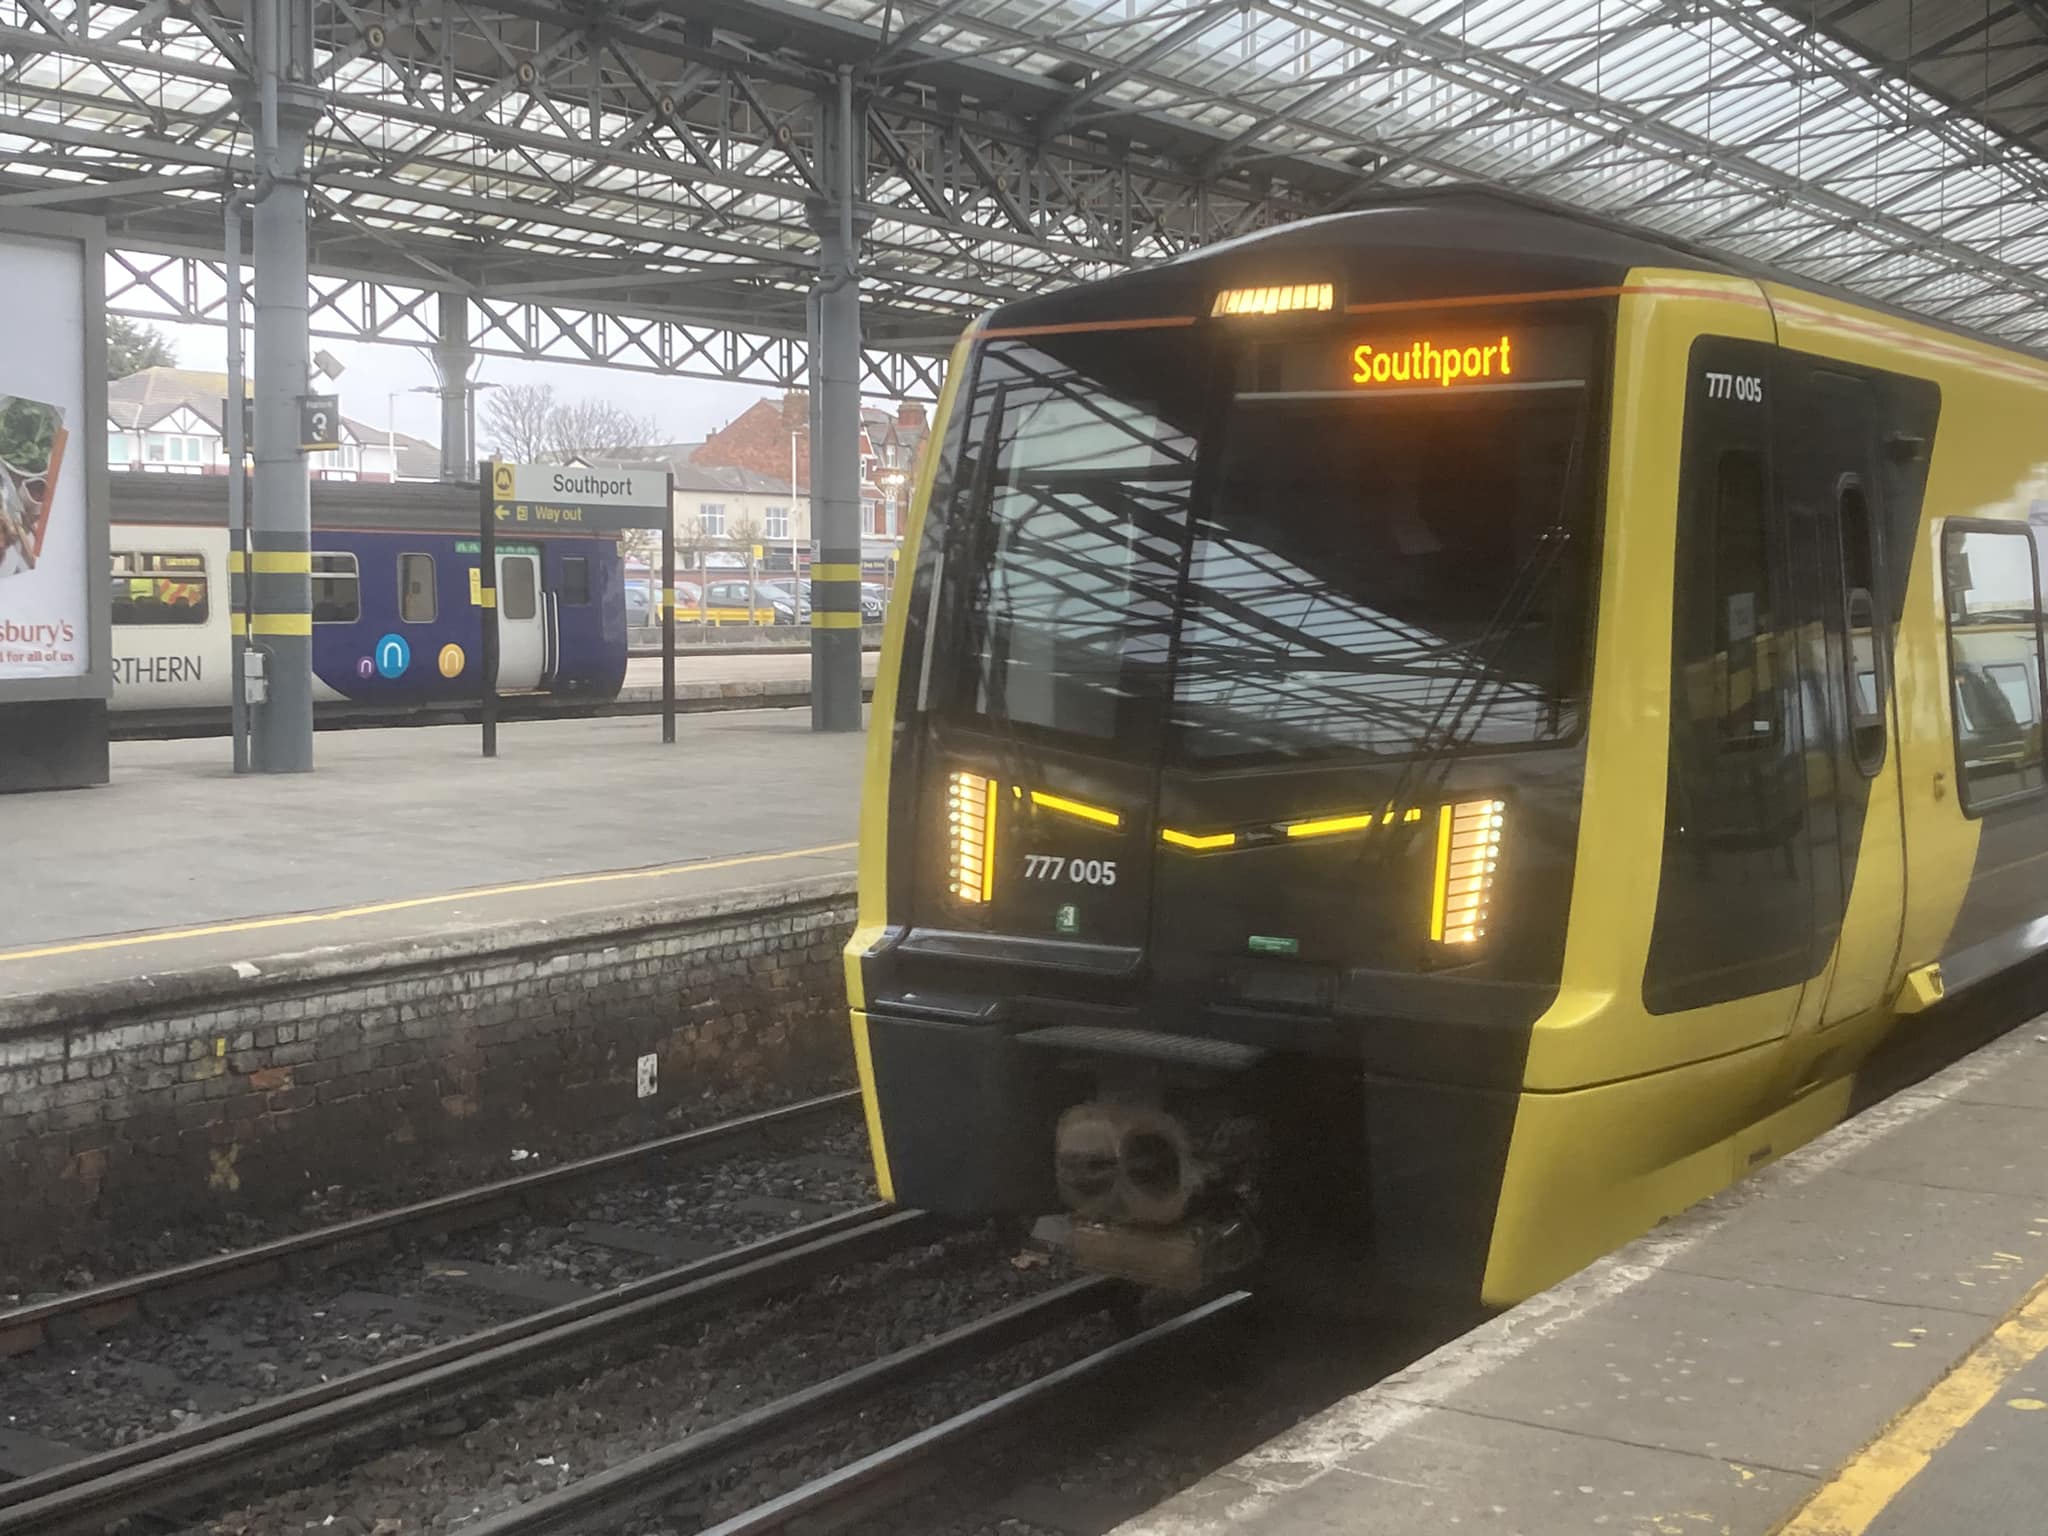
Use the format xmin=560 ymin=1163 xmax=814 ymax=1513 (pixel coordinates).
xmin=789 ymin=425 xmax=806 ymax=583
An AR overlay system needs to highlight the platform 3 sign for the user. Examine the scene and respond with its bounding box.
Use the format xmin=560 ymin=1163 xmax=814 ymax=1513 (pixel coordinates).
xmin=490 ymin=462 xmax=667 ymax=532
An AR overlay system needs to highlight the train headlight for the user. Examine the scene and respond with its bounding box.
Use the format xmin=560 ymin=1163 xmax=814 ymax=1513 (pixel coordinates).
xmin=946 ymin=770 xmax=999 ymax=903
xmin=1431 ymin=799 xmax=1505 ymax=947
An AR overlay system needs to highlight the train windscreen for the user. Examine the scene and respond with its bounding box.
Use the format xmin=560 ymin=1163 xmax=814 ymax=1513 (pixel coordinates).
xmin=940 ymin=316 xmax=1600 ymax=767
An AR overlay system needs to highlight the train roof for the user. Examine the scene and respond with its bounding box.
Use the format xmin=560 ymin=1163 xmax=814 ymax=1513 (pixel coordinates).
xmin=107 ymin=474 xmax=595 ymax=536
xmin=983 ymin=186 xmax=2039 ymax=366
xmin=983 ymin=188 xmax=1726 ymax=332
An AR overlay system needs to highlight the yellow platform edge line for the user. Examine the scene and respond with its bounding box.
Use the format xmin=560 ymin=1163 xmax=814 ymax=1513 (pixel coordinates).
xmin=1774 ymin=1269 xmax=2048 ymax=1536
xmin=0 ymin=841 xmax=859 ymax=965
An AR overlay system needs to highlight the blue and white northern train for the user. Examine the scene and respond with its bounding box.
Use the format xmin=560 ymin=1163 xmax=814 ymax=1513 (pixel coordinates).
xmin=108 ymin=476 xmax=628 ymax=719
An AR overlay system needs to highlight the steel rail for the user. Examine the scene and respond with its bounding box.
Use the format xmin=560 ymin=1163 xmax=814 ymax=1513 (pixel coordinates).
xmin=457 ymin=1275 xmax=1129 ymax=1536
xmin=0 ymin=1209 xmax=933 ymax=1535
xmin=698 ymin=1289 xmax=1254 ymax=1536
xmin=0 ymin=1089 xmax=860 ymax=1358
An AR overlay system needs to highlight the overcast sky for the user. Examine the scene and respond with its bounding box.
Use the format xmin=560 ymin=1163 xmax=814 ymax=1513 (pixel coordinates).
xmin=159 ymin=320 xmax=790 ymax=452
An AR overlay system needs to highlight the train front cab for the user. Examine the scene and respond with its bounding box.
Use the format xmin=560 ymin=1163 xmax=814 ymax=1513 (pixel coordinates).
xmin=847 ymin=238 xmax=2048 ymax=1311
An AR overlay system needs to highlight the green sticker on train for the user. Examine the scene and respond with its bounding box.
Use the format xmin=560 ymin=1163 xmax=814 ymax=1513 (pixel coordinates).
xmin=1247 ymin=934 xmax=1300 ymax=956
xmin=1055 ymin=904 xmax=1079 ymax=935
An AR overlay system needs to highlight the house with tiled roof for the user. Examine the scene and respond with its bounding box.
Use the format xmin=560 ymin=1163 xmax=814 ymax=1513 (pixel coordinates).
xmin=107 ymin=368 xmax=441 ymax=481
xmin=689 ymin=390 xmax=931 ymax=539
xmin=572 ymin=442 xmax=809 ymax=572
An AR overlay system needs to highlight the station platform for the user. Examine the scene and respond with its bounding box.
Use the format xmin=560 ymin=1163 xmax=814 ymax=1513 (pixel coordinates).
xmin=0 ymin=707 xmax=864 ymax=1000
xmin=1122 ymin=1020 xmax=2048 ymax=1536
xmin=0 ymin=705 xmax=871 ymax=1274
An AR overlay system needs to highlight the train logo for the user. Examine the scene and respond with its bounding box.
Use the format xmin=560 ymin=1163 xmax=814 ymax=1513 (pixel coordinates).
xmin=374 ymin=633 xmax=411 ymax=679
xmin=437 ymin=643 xmax=465 ymax=679
xmin=354 ymin=656 xmax=373 ymax=680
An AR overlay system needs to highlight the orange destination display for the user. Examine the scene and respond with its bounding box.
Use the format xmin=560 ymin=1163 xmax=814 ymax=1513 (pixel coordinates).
xmin=1351 ymin=333 xmax=1514 ymax=386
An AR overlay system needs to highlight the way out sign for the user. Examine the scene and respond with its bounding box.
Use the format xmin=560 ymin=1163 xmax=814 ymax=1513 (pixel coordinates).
xmin=491 ymin=462 xmax=667 ymax=531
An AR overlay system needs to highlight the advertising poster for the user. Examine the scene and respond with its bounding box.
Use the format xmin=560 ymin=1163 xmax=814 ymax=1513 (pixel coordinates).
xmin=0 ymin=231 xmax=87 ymax=680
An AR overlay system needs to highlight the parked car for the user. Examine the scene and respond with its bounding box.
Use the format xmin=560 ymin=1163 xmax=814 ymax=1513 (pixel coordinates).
xmin=625 ymin=578 xmax=654 ymax=629
xmin=706 ymin=579 xmax=798 ymax=624
xmin=861 ymin=582 xmax=886 ymax=621
xmin=759 ymin=578 xmax=812 ymax=620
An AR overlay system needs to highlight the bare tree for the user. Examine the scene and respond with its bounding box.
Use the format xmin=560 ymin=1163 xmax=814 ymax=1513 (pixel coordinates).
xmin=480 ymin=387 xmax=660 ymax=464
xmin=619 ymin=525 xmax=663 ymax=584
xmin=677 ymin=518 xmax=715 ymax=620
xmin=479 ymin=383 xmax=557 ymax=462
xmin=725 ymin=514 xmax=764 ymax=623
xmin=549 ymin=398 xmax=658 ymax=458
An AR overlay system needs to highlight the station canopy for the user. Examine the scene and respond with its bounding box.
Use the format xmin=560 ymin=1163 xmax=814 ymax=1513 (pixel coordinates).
xmin=4 ymin=0 xmax=2047 ymax=370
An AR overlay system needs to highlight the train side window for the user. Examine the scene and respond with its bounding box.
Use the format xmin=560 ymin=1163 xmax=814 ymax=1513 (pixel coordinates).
xmin=1708 ymin=451 xmax=1775 ymax=749
xmin=1943 ymin=524 xmax=2047 ymax=813
xmin=109 ymin=551 xmax=209 ymax=626
xmin=501 ymin=555 xmax=537 ymax=621
xmin=1838 ymin=479 xmax=1888 ymax=776
xmin=311 ymin=552 xmax=360 ymax=624
xmin=560 ymin=556 xmax=591 ymax=606
xmin=398 ymin=553 xmax=437 ymax=623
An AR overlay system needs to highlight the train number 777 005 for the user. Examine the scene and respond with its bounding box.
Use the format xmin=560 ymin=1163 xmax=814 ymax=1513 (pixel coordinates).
xmin=1022 ymin=855 xmax=1119 ymax=886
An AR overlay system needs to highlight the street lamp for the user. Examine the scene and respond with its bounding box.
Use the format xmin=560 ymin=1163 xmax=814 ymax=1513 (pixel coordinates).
xmin=464 ymin=380 xmax=502 ymax=474
xmin=388 ymin=382 xmax=498 ymax=482
xmin=877 ymin=468 xmax=908 ymax=549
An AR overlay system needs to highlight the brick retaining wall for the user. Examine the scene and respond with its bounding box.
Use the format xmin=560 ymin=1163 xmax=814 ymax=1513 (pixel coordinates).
xmin=0 ymin=875 xmax=857 ymax=1281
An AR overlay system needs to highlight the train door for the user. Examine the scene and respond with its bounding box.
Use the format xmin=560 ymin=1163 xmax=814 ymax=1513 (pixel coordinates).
xmin=495 ymin=550 xmax=545 ymax=690
xmin=1774 ymin=365 xmax=1906 ymax=1028
xmin=1642 ymin=335 xmax=1814 ymax=1023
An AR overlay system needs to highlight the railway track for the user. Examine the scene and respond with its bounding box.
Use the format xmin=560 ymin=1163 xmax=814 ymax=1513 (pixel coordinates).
xmin=107 ymin=684 xmax=877 ymax=740
xmin=456 ymin=1285 xmax=1251 ymax=1536
xmin=0 ymin=1207 xmax=939 ymax=1535
xmin=0 ymin=1090 xmax=861 ymax=1361
xmin=24 ymin=979 xmax=2016 ymax=1535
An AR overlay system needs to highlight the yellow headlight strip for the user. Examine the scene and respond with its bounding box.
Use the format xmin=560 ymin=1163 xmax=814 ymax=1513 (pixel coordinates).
xmin=1429 ymin=805 xmax=1454 ymax=942
xmin=1167 ymin=802 xmax=1433 ymax=849
xmin=981 ymin=778 xmax=999 ymax=902
xmin=1164 ymin=789 xmax=1500 ymax=908
xmin=1029 ymin=790 xmax=1123 ymax=828
xmin=1283 ymin=812 xmax=1379 ymax=840
xmin=1160 ymin=828 xmax=1238 ymax=851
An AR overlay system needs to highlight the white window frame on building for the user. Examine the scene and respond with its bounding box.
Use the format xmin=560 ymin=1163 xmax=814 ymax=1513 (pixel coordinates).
xmin=699 ymin=501 xmax=726 ymax=536
xmin=144 ymin=431 xmax=208 ymax=466
xmin=764 ymin=504 xmax=790 ymax=539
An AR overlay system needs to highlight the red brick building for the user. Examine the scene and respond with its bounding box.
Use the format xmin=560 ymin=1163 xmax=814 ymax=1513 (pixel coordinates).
xmin=693 ymin=390 xmax=930 ymax=537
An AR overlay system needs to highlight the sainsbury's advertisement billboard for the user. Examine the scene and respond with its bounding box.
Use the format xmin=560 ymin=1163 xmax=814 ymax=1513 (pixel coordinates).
xmin=0 ymin=219 xmax=101 ymax=690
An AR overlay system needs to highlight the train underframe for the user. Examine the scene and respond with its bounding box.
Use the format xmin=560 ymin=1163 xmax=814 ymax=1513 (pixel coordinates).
xmin=860 ymin=1007 xmax=1517 ymax=1306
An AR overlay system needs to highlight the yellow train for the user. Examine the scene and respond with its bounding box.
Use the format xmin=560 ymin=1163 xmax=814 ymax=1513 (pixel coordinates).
xmin=842 ymin=191 xmax=2048 ymax=1307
